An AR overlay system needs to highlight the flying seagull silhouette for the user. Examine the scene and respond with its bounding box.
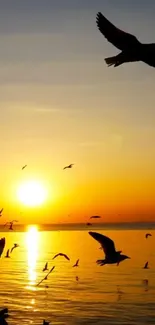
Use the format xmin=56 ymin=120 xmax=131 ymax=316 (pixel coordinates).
xmin=52 ymin=253 xmax=70 ymax=261
xmin=63 ymin=164 xmax=74 ymax=170
xmin=89 ymin=231 xmax=130 ymax=266
xmin=145 ymin=233 xmax=152 ymax=239
xmin=42 ymin=262 xmax=48 ymax=272
xmin=10 ymin=243 xmax=19 ymax=253
xmin=73 ymin=259 xmax=79 ymax=267
xmin=0 ymin=238 xmax=5 ymax=257
xmin=22 ymin=165 xmax=27 ymax=170
xmin=143 ymin=261 xmax=149 ymax=269
xmin=36 ymin=266 xmax=55 ymax=286
xmin=96 ymin=12 xmax=155 ymax=68
xmin=0 ymin=208 xmax=3 ymax=217
xmin=4 ymin=220 xmax=18 ymax=230
xmin=90 ymin=215 xmax=101 ymax=219
xmin=5 ymin=249 xmax=10 ymax=258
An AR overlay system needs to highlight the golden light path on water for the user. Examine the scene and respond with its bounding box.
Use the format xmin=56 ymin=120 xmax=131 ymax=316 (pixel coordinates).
xmin=26 ymin=225 xmax=39 ymax=288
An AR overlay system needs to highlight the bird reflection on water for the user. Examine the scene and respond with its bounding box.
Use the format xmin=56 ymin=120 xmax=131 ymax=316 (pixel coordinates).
xmin=26 ymin=226 xmax=39 ymax=287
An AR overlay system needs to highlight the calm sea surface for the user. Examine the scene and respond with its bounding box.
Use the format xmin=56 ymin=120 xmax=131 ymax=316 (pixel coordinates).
xmin=0 ymin=224 xmax=155 ymax=324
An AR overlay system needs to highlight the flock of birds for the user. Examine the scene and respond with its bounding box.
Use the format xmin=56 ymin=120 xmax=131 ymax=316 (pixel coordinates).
xmin=1 ymin=8 xmax=155 ymax=325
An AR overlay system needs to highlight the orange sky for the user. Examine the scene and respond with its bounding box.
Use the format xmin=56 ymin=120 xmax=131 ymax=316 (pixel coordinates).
xmin=0 ymin=1 xmax=155 ymax=224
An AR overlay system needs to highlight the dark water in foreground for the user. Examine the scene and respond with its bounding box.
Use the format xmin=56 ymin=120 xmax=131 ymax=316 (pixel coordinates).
xmin=0 ymin=224 xmax=155 ymax=324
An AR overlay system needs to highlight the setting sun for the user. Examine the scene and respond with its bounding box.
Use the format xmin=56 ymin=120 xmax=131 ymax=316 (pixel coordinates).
xmin=17 ymin=180 xmax=47 ymax=207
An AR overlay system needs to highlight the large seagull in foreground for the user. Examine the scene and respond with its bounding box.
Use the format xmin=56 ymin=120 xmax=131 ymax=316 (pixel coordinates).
xmin=96 ymin=12 xmax=155 ymax=68
xmin=89 ymin=231 xmax=130 ymax=266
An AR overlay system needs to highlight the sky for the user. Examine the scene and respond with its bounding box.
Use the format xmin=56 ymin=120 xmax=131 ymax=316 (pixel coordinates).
xmin=1 ymin=0 xmax=155 ymax=224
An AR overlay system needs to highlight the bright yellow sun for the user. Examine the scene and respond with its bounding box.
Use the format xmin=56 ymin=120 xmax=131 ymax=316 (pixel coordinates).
xmin=17 ymin=180 xmax=47 ymax=207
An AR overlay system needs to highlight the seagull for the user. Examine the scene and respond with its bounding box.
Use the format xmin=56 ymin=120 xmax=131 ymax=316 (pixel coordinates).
xmin=73 ymin=259 xmax=79 ymax=267
xmin=4 ymin=220 xmax=18 ymax=230
xmin=0 ymin=208 xmax=3 ymax=217
xmin=75 ymin=276 xmax=79 ymax=282
xmin=90 ymin=215 xmax=101 ymax=219
xmin=96 ymin=12 xmax=155 ymax=68
xmin=145 ymin=233 xmax=152 ymax=239
xmin=10 ymin=243 xmax=19 ymax=253
xmin=143 ymin=261 xmax=149 ymax=269
xmin=22 ymin=165 xmax=27 ymax=170
xmin=63 ymin=164 xmax=74 ymax=170
xmin=5 ymin=249 xmax=10 ymax=258
xmin=36 ymin=266 xmax=55 ymax=286
xmin=0 ymin=237 xmax=5 ymax=257
xmin=89 ymin=231 xmax=130 ymax=266
xmin=42 ymin=262 xmax=48 ymax=272
xmin=52 ymin=253 xmax=70 ymax=261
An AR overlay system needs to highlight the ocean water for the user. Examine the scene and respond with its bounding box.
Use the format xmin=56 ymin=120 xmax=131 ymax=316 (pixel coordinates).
xmin=0 ymin=225 xmax=155 ymax=325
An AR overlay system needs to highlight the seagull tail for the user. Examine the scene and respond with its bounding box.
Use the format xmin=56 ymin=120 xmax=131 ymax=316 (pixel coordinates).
xmin=105 ymin=55 xmax=123 ymax=67
xmin=96 ymin=259 xmax=106 ymax=266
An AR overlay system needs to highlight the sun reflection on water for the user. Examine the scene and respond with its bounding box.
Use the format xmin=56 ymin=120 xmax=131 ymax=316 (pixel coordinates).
xmin=26 ymin=225 xmax=39 ymax=286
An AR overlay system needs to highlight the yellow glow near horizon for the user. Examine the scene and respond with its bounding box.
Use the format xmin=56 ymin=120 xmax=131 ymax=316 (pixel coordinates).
xmin=26 ymin=225 xmax=39 ymax=285
xmin=17 ymin=180 xmax=47 ymax=207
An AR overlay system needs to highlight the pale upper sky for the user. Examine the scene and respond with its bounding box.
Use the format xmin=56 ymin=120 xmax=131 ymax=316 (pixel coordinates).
xmin=1 ymin=0 xmax=155 ymax=224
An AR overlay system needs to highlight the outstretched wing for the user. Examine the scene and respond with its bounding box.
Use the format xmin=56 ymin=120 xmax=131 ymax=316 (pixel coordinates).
xmin=0 ymin=237 xmax=5 ymax=257
xmin=63 ymin=254 xmax=70 ymax=261
xmin=52 ymin=253 xmax=60 ymax=259
xmin=96 ymin=12 xmax=140 ymax=51
xmin=89 ymin=231 xmax=116 ymax=257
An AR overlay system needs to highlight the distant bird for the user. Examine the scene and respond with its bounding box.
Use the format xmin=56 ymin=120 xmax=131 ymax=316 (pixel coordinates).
xmin=63 ymin=164 xmax=74 ymax=170
xmin=90 ymin=215 xmax=101 ymax=219
xmin=86 ymin=222 xmax=92 ymax=226
xmin=22 ymin=165 xmax=27 ymax=170
xmin=96 ymin=12 xmax=155 ymax=68
xmin=4 ymin=220 xmax=18 ymax=230
xmin=76 ymin=276 xmax=79 ymax=282
xmin=0 ymin=237 xmax=5 ymax=257
xmin=52 ymin=253 xmax=70 ymax=261
xmin=143 ymin=261 xmax=149 ymax=269
xmin=145 ymin=233 xmax=152 ymax=239
xmin=5 ymin=249 xmax=10 ymax=258
xmin=0 ymin=208 xmax=3 ymax=217
xmin=42 ymin=262 xmax=48 ymax=272
xmin=73 ymin=259 xmax=79 ymax=267
xmin=89 ymin=231 xmax=130 ymax=266
xmin=36 ymin=266 xmax=55 ymax=286
xmin=10 ymin=243 xmax=19 ymax=253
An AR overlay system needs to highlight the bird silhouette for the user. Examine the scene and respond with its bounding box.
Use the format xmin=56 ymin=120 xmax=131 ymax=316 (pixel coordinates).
xmin=22 ymin=165 xmax=27 ymax=170
xmin=143 ymin=261 xmax=149 ymax=269
xmin=63 ymin=164 xmax=74 ymax=170
xmin=0 ymin=238 xmax=5 ymax=257
xmin=90 ymin=215 xmax=101 ymax=219
xmin=0 ymin=208 xmax=3 ymax=217
xmin=96 ymin=12 xmax=155 ymax=68
xmin=75 ymin=276 xmax=79 ymax=282
xmin=145 ymin=233 xmax=152 ymax=239
xmin=42 ymin=262 xmax=48 ymax=272
xmin=10 ymin=243 xmax=19 ymax=253
xmin=4 ymin=220 xmax=18 ymax=230
xmin=73 ymin=259 xmax=79 ymax=267
xmin=89 ymin=231 xmax=130 ymax=266
xmin=5 ymin=249 xmax=10 ymax=258
xmin=36 ymin=266 xmax=55 ymax=286
xmin=52 ymin=253 xmax=70 ymax=261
